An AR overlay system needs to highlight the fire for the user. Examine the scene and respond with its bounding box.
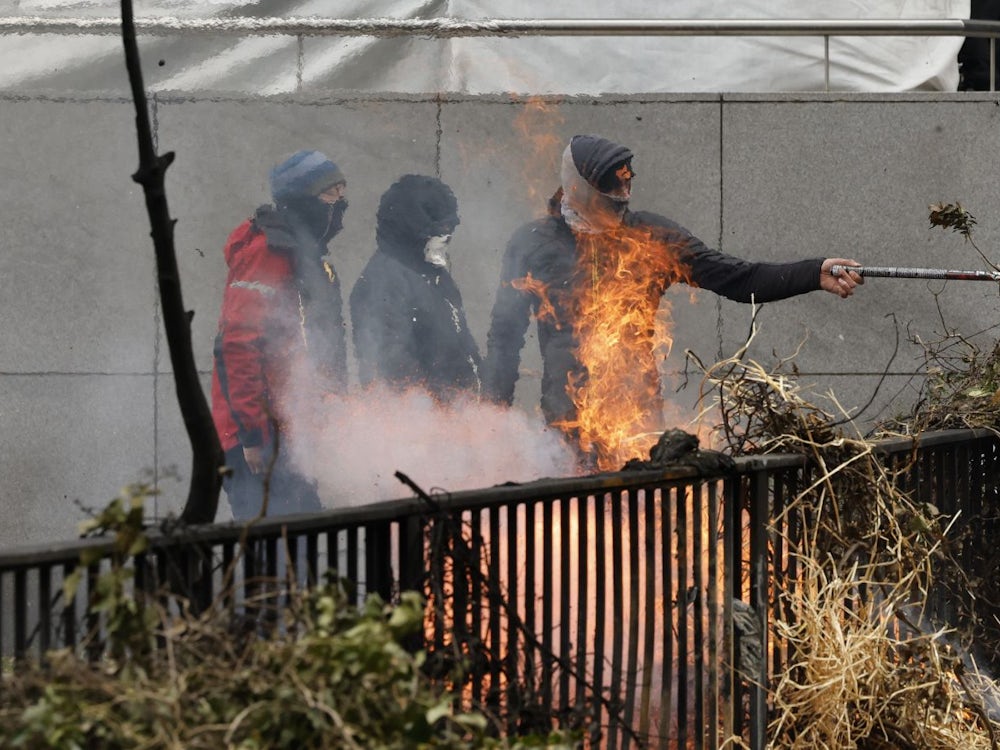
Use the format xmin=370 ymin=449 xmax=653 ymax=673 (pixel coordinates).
xmin=510 ymin=272 xmax=559 ymax=328
xmin=510 ymin=96 xmax=565 ymax=207
xmin=558 ymin=224 xmax=694 ymax=470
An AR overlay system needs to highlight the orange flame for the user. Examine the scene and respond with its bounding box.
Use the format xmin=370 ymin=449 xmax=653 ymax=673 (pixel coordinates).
xmin=510 ymin=272 xmax=560 ymax=328
xmin=511 ymin=96 xmax=565 ymax=209
xmin=558 ymin=225 xmax=694 ymax=471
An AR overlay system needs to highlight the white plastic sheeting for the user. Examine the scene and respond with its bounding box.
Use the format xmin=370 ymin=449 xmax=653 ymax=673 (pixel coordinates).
xmin=0 ymin=0 xmax=972 ymax=93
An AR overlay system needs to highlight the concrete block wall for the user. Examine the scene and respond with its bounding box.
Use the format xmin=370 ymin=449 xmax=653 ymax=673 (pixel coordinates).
xmin=3 ymin=90 xmax=999 ymax=546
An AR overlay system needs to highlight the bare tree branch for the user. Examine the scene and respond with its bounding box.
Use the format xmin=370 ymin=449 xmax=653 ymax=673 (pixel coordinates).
xmin=120 ymin=0 xmax=222 ymax=524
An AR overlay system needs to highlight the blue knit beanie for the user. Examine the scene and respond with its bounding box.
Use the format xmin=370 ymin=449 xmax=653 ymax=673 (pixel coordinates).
xmin=269 ymin=150 xmax=346 ymax=204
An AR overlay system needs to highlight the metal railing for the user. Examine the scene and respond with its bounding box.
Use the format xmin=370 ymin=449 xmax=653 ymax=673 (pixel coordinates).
xmin=2 ymin=428 xmax=997 ymax=748
xmin=0 ymin=17 xmax=998 ymax=91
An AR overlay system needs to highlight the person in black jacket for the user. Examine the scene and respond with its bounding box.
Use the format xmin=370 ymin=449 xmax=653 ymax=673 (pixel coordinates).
xmin=350 ymin=174 xmax=482 ymax=402
xmin=959 ymin=0 xmax=1000 ymax=91
xmin=482 ymin=134 xmax=863 ymax=469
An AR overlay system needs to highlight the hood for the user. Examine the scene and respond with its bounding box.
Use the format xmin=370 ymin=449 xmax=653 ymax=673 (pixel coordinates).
xmin=376 ymin=174 xmax=460 ymax=263
xmin=559 ymin=134 xmax=634 ymax=233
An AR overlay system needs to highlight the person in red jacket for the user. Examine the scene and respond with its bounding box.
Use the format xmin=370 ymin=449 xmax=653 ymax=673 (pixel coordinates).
xmin=211 ymin=150 xmax=349 ymax=520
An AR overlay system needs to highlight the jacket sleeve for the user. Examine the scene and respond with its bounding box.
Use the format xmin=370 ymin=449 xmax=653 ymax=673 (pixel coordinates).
xmin=648 ymin=213 xmax=824 ymax=303
xmin=214 ymin=234 xmax=278 ymax=448
xmin=483 ymin=226 xmax=536 ymax=405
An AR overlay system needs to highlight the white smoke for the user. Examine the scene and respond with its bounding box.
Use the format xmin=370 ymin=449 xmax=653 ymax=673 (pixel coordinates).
xmin=287 ymin=383 xmax=581 ymax=507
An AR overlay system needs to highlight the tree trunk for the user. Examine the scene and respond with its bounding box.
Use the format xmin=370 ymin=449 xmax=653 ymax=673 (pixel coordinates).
xmin=120 ymin=0 xmax=223 ymax=524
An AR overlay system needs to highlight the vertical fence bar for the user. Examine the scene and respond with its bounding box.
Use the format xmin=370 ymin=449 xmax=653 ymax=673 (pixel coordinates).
xmin=62 ymin=561 xmax=77 ymax=652
xmin=693 ymin=482 xmax=705 ymax=750
xmin=346 ymin=528 xmax=359 ymax=598
xmin=305 ymin=532 xmax=319 ymax=587
xmin=609 ymin=490 xmax=624 ymax=750
xmin=748 ymin=471 xmax=769 ymax=750
xmin=955 ymin=441 xmax=972 ymax=576
xmin=38 ymin=565 xmax=51 ymax=655
xmin=0 ymin=572 xmax=5 ymax=658
xmin=726 ymin=477 xmax=741 ymax=742
xmin=559 ymin=496 xmax=572 ymax=714
xmin=623 ymin=488 xmax=640 ymax=739
xmin=454 ymin=512 xmax=470 ymax=692
xmin=505 ymin=503 xmax=519 ymax=718
xmin=574 ymin=493 xmax=590 ymax=712
xmin=220 ymin=542 xmax=235 ymax=610
xmin=85 ymin=563 xmax=101 ymax=662
xmin=660 ymin=486 xmax=674 ymax=750
xmin=468 ymin=510 xmax=484 ymax=705
xmin=524 ymin=501 xmax=537 ymax=718
xmin=592 ymin=494 xmax=607 ymax=748
xmin=785 ymin=471 xmax=802 ymax=693
xmin=771 ymin=473 xmax=786 ymax=680
xmin=366 ymin=521 xmax=393 ymax=603
xmin=707 ymin=481 xmax=720 ymax=750
xmin=639 ymin=487 xmax=656 ymax=741
xmin=13 ymin=569 xmax=26 ymax=660
xmin=487 ymin=505 xmax=502 ymax=717
xmin=398 ymin=516 xmax=424 ymax=596
xmin=541 ymin=499 xmax=554 ymax=717
xmin=197 ymin=543 xmax=214 ymax=614
xmin=676 ymin=480 xmax=689 ymax=749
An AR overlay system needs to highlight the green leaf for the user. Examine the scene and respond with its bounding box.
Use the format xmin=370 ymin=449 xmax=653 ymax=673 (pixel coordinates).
xmin=62 ymin=569 xmax=83 ymax=601
xmin=453 ymin=711 xmax=489 ymax=731
xmin=964 ymin=386 xmax=994 ymax=398
xmin=425 ymin=698 xmax=453 ymax=725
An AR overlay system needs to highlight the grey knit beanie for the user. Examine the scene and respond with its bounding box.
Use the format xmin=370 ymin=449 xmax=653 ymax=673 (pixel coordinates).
xmin=269 ymin=150 xmax=345 ymax=204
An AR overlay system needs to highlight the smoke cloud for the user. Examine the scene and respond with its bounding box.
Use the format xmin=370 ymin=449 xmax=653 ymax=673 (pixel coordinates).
xmin=288 ymin=384 xmax=581 ymax=507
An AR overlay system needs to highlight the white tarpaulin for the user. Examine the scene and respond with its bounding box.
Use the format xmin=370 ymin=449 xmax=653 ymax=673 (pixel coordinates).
xmin=0 ymin=0 xmax=972 ymax=93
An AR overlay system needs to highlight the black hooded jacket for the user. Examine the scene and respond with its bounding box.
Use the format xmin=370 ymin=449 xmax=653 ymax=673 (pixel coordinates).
xmin=482 ymin=137 xmax=823 ymax=428
xmin=349 ymin=175 xmax=482 ymax=401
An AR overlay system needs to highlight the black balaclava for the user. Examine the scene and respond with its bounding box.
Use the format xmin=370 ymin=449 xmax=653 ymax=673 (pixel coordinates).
xmin=269 ymin=149 xmax=348 ymax=252
xmin=376 ymin=174 xmax=460 ymax=268
xmin=281 ymin=195 xmax=347 ymax=248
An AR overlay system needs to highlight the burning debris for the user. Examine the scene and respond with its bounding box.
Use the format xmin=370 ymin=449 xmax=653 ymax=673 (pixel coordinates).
xmin=620 ymin=427 xmax=735 ymax=475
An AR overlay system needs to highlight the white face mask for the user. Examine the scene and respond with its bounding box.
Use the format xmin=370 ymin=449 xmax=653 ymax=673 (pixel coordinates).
xmin=424 ymin=234 xmax=451 ymax=268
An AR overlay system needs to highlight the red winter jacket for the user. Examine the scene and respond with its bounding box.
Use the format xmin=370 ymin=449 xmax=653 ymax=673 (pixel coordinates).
xmin=211 ymin=206 xmax=347 ymax=453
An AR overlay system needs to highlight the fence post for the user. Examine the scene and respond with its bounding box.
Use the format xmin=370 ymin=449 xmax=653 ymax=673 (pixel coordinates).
xmin=365 ymin=520 xmax=393 ymax=603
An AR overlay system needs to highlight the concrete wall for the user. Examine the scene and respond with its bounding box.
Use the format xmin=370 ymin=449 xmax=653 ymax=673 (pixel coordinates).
xmin=3 ymin=90 xmax=999 ymax=545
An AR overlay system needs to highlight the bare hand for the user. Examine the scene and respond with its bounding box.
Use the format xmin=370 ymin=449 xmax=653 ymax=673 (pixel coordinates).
xmin=820 ymin=258 xmax=864 ymax=298
xmin=243 ymin=444 xmax=266 ymax=474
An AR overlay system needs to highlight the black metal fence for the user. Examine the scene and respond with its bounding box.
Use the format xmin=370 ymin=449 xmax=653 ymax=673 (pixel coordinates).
xmin=2 ymin=428 xmax=997 ymax=749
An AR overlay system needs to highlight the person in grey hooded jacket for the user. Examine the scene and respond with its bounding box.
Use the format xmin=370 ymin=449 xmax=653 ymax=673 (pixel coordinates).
xmin=482 ymin=134 xmax=863 ymax=469
xmin=350 ymin=174 xmax=482 ymax=402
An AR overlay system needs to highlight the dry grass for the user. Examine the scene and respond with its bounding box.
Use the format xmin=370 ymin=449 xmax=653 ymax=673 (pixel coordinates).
xmin=691 ymin=316 xmax=1000 ymax=750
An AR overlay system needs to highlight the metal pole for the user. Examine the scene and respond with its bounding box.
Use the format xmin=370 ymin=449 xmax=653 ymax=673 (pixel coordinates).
xmin=991 ymin=37 xmax=996 ymax=92
xmin=824 ymin=35 xmax=830 ymax=91
xmin=830 ymin=264 xmax=1000 ymax=282
xmin=0 ymin=17 xmax=998 ymax=39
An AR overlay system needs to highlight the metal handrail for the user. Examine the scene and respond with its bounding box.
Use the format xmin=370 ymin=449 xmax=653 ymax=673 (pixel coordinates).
xmin=1 ymin=16 xmax=998 ymax=91
xmin=1 ymin=17 xmax=999 ymax=38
